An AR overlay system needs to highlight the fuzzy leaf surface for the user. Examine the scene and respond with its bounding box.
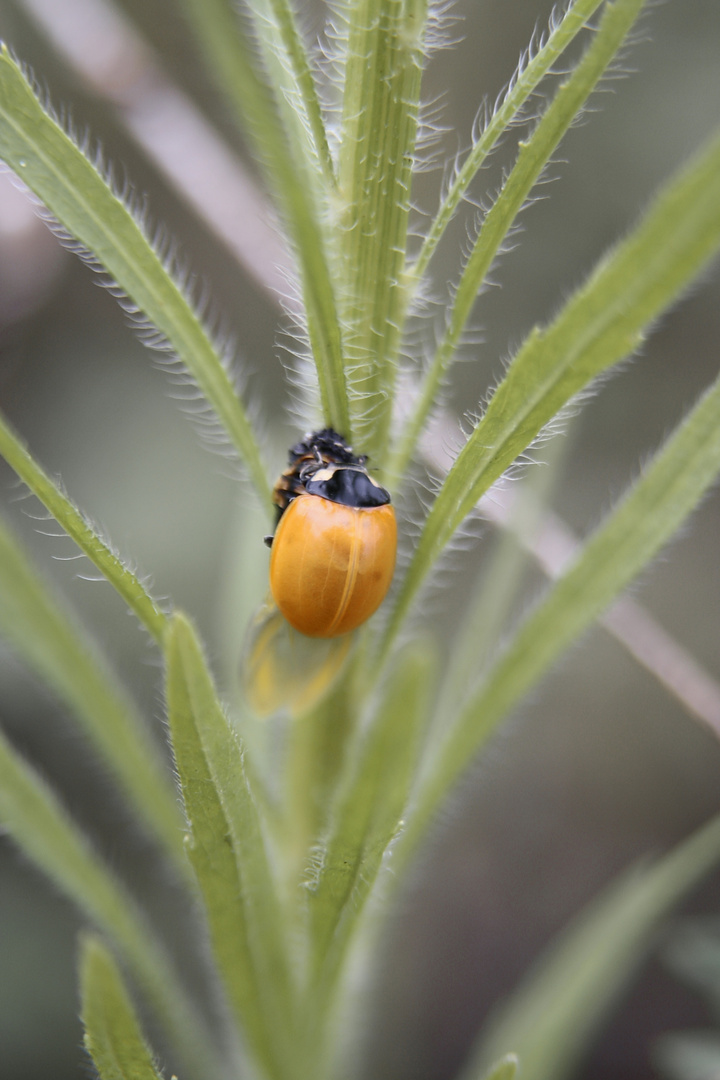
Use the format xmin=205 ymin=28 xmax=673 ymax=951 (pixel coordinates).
xmin=405 ymin=358 xmax=720 ymax=865
xmin=338 ymin=0 xmax=427 ymax=456
xmin=0 ymin=45 xmax=271 ymax=506
xmin=165 ymin=612 xmax=294 ymax=1079
xmin=393 ymin=0 xmax=645 ymax=479
xmin=0 ymin=410 xmax=167 ymax=641
xmin=385 ymin=125 xmax=720 ymax=648
xmin=410 ymin=0 xmax=606 ymax=284
xmin=263 ymin=0 xmax=336 ymax=185
xmin=179 ymin=0 xmax=349 ymax=434
xmin=0 ymin=728 xmax=221 ymax=1079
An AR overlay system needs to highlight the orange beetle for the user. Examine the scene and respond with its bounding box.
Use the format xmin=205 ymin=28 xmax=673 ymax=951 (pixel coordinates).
xmin=267 ymin=430 xmax=397 ymax=638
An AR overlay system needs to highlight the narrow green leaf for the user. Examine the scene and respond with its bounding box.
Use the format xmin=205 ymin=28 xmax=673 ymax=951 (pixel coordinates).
xmin=0 ymin=409 xmax=167 ymax=642
xmin=463 ymin=813 xmax=720 ymax=1080
xmin=0 ymin=45 xmax=272 ymax=508
xmin=304 ymin=645 xmax=433 ymax=1042
xmin=437 ymin=437 xmax=565 ymax=721
xmin=0 ymin=728 xmax=224 ymax=1080
xmin=338 ymin=0 xmax=428 ymax=456
xmin=404 ymin=361 xmax=720 ymax=867
xmin=384 ymin=124 xmax=720 ymax=652
xmin=178 ymin=0 xmax=350 ymax=435
xmin=475 ymin=1054 xmax=520 ymax=1080
xmin=391 ymin=0 xmax=646 ymax=481
xmin=280 ymin=650 xmax=358 ymax=881
xmin=0 ymin=515 xmax=185 ymax=869
xmin=262 ymin=0 xmax=337 ymax=188
xmin=80 ymin=935 xmax=164 ymax=1080
xmin=165 ymin=612 xmax=295 ymax=1080
xmin=409 ymin=0 xmax=606 ymax=286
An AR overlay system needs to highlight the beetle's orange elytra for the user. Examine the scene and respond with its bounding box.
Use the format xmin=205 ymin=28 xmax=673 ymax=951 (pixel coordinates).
xmin=269 ymin=494 xmax=397 ymax=638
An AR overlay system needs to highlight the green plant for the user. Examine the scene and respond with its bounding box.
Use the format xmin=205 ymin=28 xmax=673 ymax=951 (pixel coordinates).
xmin=655 ymin=918 xmax=720 ymax=1080
xmin=0 ymin=1 xmax=720 ymax=1079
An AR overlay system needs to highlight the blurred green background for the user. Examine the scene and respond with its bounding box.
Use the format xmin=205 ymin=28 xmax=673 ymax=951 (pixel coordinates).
xmin=0 ymin=1 xmax=719 ymax=1078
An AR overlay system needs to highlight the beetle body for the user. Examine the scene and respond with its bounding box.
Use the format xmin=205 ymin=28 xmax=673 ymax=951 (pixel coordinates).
xmin=267 ymin=429 xmax=397 ymax=638
xmin=270 ymin=494 xmax=396 ymax=637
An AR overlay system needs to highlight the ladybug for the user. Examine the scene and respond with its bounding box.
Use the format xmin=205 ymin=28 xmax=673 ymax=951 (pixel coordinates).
xmin=266 ymin=429 xmax=397 ymax=638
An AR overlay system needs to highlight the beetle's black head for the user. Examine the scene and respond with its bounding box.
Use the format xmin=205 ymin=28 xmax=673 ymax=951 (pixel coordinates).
xmin=268 ymin=430 xmax=389 ymax=540
xmin=302 ymin=464 xmax=390 ymax=508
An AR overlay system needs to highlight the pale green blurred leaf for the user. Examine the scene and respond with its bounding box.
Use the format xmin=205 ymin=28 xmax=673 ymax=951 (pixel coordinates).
xmin=405 ymin=360 xmax=720 ymax=862
xmin=80 ymin=935 xmax=164 ymax=1080
xmin=476 ymin=1054 xmax=520 ymax=1080
xmin=0 ymin=514 xmax=184 ymax=868
xmin=0 ymin=409 xmax=167 ymax=641
xmin=308 ymin=644 xmax=434 ymax=979
xmin=0 ymin=728 xmax=222 ymax=1079
xmin=463 ymin=814 xmax=720 ymax=1080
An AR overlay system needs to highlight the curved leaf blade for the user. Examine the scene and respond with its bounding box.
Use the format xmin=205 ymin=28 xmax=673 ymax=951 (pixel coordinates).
xmin=80 ymin=935 xmax=164 ymax=1080
xmin=385 ymin=125 xmax=720 ymax=652
xmin=308 ymin=645 xmax=433 ymax=976
xmin=392 ymin=0 xmax=645 ymax=480
xmin=338 ymin=0 xmax=428 ymax=455
xmin=409 ymin=0 xmax=606 ymax=285
xmin=178 ymin=0 xmax=349 ymax=435
xmin=0 ymin=45 xmax=272 ymax=507
xmin=0 ymin=728 xmax=223 ymax=1080
xmin=263 ymin=0 xmax=337 ymax=187
xmin=405 ymin=359 xmax=720 ymax=865
xmin=0 ymin=514 xmax=184 ymax=869
xmin=165 ymin=612 xmax=295 ymax=1079
xmin=0 ymin=409 xmax=167 ymax=642
xmin=476 ymin=1055 xmax=520 ymax=1080
xmin=463 ymin=814 xmax=720 ymax=1080
xmin=299 ymin=644 xmax=434 ymax=1073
